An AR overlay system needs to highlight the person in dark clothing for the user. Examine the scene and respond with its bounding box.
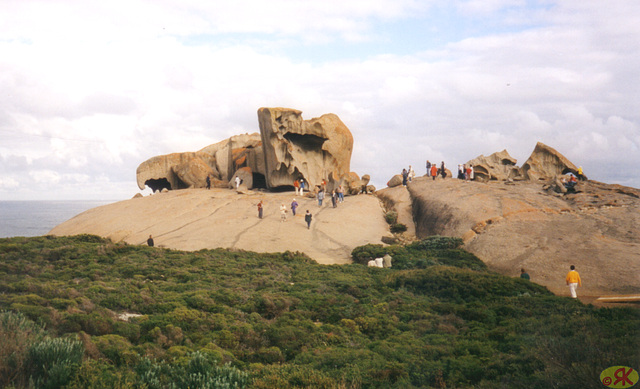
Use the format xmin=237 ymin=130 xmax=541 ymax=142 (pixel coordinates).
xmin=402 ymin=168 xmax=408 ymax=186
xmin=304 ymin=210 xmax=312 ymax=229
xmin=147 ymin=235 xmax=154 ymax=247
xmin=520 ymin=268 xmax=530 ymax=280
xmin=440 ymin=161 xmax=447 ymax=179
xmin=206 ymin=175 xmax=211 ymax=189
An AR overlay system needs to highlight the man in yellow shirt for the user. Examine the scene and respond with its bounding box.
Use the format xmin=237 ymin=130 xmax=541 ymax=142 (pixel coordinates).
xmin=566 ymin=265 xmax=582 ymax=298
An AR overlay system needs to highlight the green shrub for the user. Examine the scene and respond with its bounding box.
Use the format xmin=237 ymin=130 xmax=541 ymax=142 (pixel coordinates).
xmin=390 ymin=223 xmax=407 ymax=233
xmin=26 ymin=336 xmax=84 ymax=389
xmin=384 ymin=211 xmax=398 ymax=225
xmin=0 ymin=311 xmax=46 ymax=388
xmin=350 ymin=244 xmax=387 ymax=265
xmin=408 ymin=236 xmax=463 ymax=250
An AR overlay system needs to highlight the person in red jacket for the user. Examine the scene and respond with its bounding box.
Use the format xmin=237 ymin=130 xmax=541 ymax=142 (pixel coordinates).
xmin=565 ymin=265 xmax=582 ymax=298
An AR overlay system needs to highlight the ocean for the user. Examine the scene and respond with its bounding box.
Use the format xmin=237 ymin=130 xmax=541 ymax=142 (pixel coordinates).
xmin=0 ymin=200 xmax=115 ymax=238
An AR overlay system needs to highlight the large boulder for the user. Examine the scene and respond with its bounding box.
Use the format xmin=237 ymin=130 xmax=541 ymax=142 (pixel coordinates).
xmin=174 ymin=157 xmax=217 ymax=189
xmin=228 ymin=167 xmax=254 ymax=190
xmin=258 ymin=107 xmax=354 ymax=190
xmin=136 ymin=133 xmax=265 ymax=192
xmin=466 ymin=149 xmax=521 ymax=181
xmin=387 ymin=174 xmax=403 ymax=188
xmin=521 ymin=142 xmax=581 ymax=181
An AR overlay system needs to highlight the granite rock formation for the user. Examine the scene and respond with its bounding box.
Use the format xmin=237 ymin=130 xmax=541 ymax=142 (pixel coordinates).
xmin=258 ymin=107 xmax=354 ymax=190
xmin=521 ymin=142 xmax=584 ymax=181
xmin=466 ymin=149 xmax=521 ymax=182
xmin=136 ymin=133 xmax=265 ymax=192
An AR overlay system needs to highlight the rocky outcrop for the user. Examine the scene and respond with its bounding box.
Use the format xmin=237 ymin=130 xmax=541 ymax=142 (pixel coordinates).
xmin=466 ymin=149 xmax=521 ymax=181
xmin=258 ymin=107 xmax=354 ymax=190
xmin=521 ymin=142 xmax=583 ymax=181
xmin=406 ymin=177 xmax=640 ymax=296
xmin=136 ymin=133 xmax=265 ymax=192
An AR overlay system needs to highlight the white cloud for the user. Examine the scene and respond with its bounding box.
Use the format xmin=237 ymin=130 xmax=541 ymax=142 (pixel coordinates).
xmin=0 ymin=0 xmax=638 ymax=200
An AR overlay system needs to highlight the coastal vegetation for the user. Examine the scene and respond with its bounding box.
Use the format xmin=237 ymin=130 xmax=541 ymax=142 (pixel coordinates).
xmin=0 ymin=235 xmax=638 ymax=388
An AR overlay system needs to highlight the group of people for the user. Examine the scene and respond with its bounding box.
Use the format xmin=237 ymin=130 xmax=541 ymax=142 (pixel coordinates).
xmin=457 ymin=164 xmax=474 ymax=181
xmin=268 ymin=200 xmax=313 ymax=228
xmin=424 ymin=160 xmax=448 ymax=180
xmin=316 ymin=185 xmax=345 ymax=207
xmin=520 ymin=265 xmax=582 ymax=299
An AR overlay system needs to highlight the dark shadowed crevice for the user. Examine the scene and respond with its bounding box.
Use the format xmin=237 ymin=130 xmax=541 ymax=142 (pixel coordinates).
xmin=283 ymin=132 xmax=326 ymax=150
xmin=252 ymin=173 xmax=267 ymax=189
xmin=145 ymin=178 xmax=171 ymax=192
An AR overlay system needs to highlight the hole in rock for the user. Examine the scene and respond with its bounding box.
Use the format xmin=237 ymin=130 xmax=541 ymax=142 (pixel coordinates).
xmin=283 ymin=132 xmax=326 ymax=150
xmin=146 ymin=178 xmax=172 ymax=192
xmin=252 ymin=173 xmax=267 ymax=189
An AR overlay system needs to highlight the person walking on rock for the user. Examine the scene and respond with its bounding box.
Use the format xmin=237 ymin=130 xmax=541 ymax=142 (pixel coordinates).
xmin=257 ymin=200 xmax=263 ymax=219
xmin=291 ymin=198 xmax=298 ymax=216
xmin=331 ymin=190 xmax=337 ymax=208
xmin=337 ymin=185 xmax=344 ymax=202
xmin=430 ymin=164 xmax=438 ymax=180
xmin=280 ymin=203 xmax=287 ymax=222
xmin=304 ymin=210 xmax=312 ymax=229
xmin=206 ymin=175 xmax=211 ymax=189
xmin=565 ymin=265 xmax=582 ymax=298
xmin=299 ymin=178 xmax=305 ymax=195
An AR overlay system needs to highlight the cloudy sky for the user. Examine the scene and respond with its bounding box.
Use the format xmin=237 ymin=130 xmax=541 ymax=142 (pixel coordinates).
xmin=1 ymin=0 xmax=638 ymax=200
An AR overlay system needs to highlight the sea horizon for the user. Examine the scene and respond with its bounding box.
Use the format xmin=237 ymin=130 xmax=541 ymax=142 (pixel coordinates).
xmin=0 ymin=200 xmax=117 ymax=238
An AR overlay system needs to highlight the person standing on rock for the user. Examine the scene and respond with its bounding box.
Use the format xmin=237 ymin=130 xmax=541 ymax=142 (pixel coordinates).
xmin=430 ymin=164 xmax=438 ymax=180
xmin=147 ymin=235 xmax=154 ymax=247
xmin=565 ymin=265 xmax=582 ymax=298
xmin=280 ymin=203 xmax=287 ymax=222
xmin=299 ymin=178 xmax=305 ymax=195
xmin=234 ymin=175 xmax=241 ymax=190
xmin=426 ymin=160 xmax=432 ymax=175
xmin=294 ymin=179 xmax=300 ymax=195
xmin=338 ymin=185 xmax=344 ymax=203
xmin=291 ymin=198 xmax=298 ymax=216
xmin=206 ymin=175 xmax=211 ymax=189
xmin=317 ymin=188 xmax=325 ymax=206
xmin=402 ymin=168 xmax=408 ymax=186
xmin=257 ymin=200 xmax=263 ymax=219
xmin=408 ymin=165 xmax=415 ymax=182
xmin=331 ymin=190 xmax=337 ymax=208
xmin=304 ymin=210 xmax=312 ymax=229
xmin=440 ymin=161 xmax=446 ymax=179
xmin=469 ymin=164 xmax=474 ymax=180
xmin=520 ymin=268 xmax=530 ymax=280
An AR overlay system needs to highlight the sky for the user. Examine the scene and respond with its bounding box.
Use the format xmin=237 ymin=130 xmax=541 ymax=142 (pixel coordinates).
xmin=0 ymin=0 xmax=638 ymax=200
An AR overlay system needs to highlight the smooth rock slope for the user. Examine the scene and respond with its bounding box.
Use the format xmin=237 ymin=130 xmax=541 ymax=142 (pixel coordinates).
xmin=49 ymin=189 xmax=390 ymax=265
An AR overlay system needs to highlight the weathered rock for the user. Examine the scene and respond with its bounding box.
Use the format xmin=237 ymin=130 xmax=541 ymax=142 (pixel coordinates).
xmin=387 ymin=175 xmax=403 ymax=188
xmin=366 ymin=185 xmax=376 ymax=193
xmin=466 ymin=149 xmax=521 ymax=181
xmin=376 ymin=186 xmax=416 ymax=237
xmin=258 ymin=107 xmax=354 ymax=190
xmin=407 ymin=178 xmax=640 ymax=296
xmin=132 ymin=193 xmax=143 ymax=199
xmin=174 ymin=157 xmax=216 ymax=189
xmin=229 ymin=167 xmax=254 ymax=190
xmin=136 ymin=133 xmax=265 ymax=192
xmin=521 ymin=142 xmax=582 ymax=181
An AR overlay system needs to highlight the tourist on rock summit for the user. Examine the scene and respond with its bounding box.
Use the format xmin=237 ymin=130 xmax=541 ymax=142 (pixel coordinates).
xmin=317 ymin=188 xmax=325 ymax=206
xmin=430 ymin=164 xmax=438 ymax=180
xmin=426 ymin=160 xmax=431 ymax=175
xmin=280 ymin=203 xmax=287 ymax=222
xmin=294 ymin=179 xmax=300 ymax=195
xmin=458 ymin=164 xmax=465 ymax=179
xmin=337 ymin=185 xmax=345 ymax=202
xmin=565 ymin=265 xmax=582 ymax=298
xmin=402 ymin=168 xmax=408 ymax=186
xmin=440 ymin=161 xmax=446 ymax=179
xmin=291 ymin=198 xmax=298 ymax=216
xmin=304 ymin=210 xmax=312 ymax=229
xmin=408 ymin=165 xmax=415 ymax=182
